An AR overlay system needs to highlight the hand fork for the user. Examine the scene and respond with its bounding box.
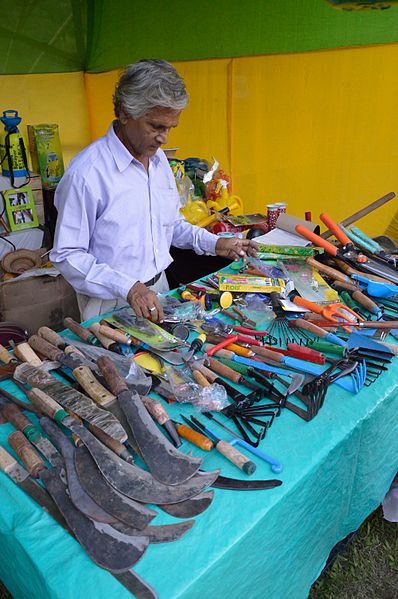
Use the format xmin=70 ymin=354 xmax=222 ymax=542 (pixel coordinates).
xmin=292 ymin=295 xmax=363 ymax=332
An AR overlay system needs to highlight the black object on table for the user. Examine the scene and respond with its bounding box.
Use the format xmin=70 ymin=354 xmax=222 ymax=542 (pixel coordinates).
xmin=166 ymin=246 xmax=231 ymax=288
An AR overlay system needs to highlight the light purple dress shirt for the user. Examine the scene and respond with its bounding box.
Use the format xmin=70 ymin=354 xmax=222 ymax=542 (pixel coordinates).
xmin=50 ymin=123 xmax=218 ymax=301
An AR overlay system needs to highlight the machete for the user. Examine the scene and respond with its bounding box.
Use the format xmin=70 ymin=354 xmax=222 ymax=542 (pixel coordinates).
xmin=41 ymin=416 xmax=156 ymax=530
xmin=74 ymin=444 xmax=214 ymax=520
xmin=0 ymin=444 xmax=158 ymax=598
xmin=28 ymin=387 xmax=219 ymax=504
xmin=14 ymin=362 xmax=127 ymax=443
xmin=0 ymin=400 xmax=62 ymax=467
xmin=41 ymin=418 xmax=197 ymax=542
xmin=211 ymin=474 xmax=283 ymax=490
xmin=8 ymin=432 xmax=150 ymax=572
xmin=97 ymin=356 xmax=202 ymax=486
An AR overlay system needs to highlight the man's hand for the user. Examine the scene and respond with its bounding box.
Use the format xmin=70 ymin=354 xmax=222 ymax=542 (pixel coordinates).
xmin=127 ymin=281 xmax=164 ymax=322
xmin=215 ymin=237 xmax=259 ymax=261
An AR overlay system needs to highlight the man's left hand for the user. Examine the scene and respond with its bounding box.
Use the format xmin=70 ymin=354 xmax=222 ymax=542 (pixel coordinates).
xmin=215 ymin=237 xmax=259 ymax=261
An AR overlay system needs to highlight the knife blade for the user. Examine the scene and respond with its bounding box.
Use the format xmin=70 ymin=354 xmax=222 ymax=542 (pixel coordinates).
xmin=97 ymin=356 xmax=203 ymax=486
xmin=74 ymin=444 xmax=212 ymax=520
xmin=8 ymin=431 xmax=150 ymax=571
xmin=0 ymin=442 xmax=157 ymax=597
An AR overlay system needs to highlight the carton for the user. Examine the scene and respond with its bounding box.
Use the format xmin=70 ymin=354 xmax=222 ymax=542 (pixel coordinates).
xmin=0 ymin=273 xmax=80 ymax=334
xmin=27 ymin=124 xmax=65 ymax=189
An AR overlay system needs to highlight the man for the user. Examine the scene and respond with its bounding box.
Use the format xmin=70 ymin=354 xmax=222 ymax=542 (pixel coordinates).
xmin=51 ymin=60 xmax=257 ymax=322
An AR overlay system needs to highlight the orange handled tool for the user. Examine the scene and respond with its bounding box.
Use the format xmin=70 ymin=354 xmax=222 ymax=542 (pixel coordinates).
xmin=174 ymin=420 xmax=214 ymax=451
xmin=291 ymin=295 xmax=362 ymax=327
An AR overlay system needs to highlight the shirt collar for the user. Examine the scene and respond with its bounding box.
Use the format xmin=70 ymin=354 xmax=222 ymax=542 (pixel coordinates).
xmin=107 ymin=121 xmax=161 ymax=172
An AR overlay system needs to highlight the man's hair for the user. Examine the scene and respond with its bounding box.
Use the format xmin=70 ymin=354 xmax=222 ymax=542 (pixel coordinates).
xmin=113 ymin=59 xmax=188 ymax=119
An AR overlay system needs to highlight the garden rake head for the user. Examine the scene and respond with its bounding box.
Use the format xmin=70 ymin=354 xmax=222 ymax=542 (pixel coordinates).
xmin=265 ymin=292 xmax=313 ymax=348
xmin=301 ymin=357 xmax=366 ymax=412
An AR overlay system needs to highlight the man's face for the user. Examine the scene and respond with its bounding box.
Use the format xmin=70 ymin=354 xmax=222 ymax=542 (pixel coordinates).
xmin=118 ymin=107 xmax=181 ymax=162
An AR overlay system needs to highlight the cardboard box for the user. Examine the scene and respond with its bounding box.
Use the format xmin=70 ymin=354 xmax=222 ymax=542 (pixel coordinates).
xmin=27 ymin=124 xmax=65 ymax=189
xmin=0 ymin=274 xmax=80 ymax=334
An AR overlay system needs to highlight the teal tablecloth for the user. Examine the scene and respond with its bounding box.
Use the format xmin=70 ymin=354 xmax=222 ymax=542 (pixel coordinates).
xmin=1 ymin=337 xmax=398 ymax=598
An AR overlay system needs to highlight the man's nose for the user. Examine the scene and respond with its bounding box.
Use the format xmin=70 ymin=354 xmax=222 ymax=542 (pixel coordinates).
xmin=156 ymin=129 xmax=169 ymax=144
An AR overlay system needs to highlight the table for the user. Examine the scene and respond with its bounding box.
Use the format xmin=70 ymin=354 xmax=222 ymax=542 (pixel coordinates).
xmin=1 ymin=323 xmax=398 ymax=598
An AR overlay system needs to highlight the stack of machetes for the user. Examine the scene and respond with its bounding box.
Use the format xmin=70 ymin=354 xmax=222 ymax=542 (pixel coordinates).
xmin=0 ymin=330 xmax=281 ymax=597
xmin=0 ymin=334 xmax=222 ymax=599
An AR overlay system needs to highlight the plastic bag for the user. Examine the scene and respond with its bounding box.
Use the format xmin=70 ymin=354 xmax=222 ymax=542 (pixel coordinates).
xmin=62 ymin=336 xmax=152 ymax=393
xmin=164 ymin=364 xmax=228 ymax=411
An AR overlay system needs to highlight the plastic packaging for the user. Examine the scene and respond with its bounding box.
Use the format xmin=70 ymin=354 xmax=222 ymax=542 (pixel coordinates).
xmin=164 ymin=364 xmax=228 ymax=411
xmin=159 ymin=296 xmax=210 ymax=322
xmin=62 ymin=336 xmax=152 ymax=392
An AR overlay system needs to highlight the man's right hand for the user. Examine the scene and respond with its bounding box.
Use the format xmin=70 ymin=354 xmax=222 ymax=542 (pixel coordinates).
xmin=127 ymin=281 xmax=164 ymax=322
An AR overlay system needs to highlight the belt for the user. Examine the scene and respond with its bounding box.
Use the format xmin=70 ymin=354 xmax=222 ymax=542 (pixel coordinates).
xmin=144 ymin=272 xmax=162 ymax=287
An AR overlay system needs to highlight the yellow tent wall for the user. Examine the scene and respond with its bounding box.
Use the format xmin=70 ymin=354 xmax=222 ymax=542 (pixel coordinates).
xmin=2 ymin=43 xmax=397 ymax=235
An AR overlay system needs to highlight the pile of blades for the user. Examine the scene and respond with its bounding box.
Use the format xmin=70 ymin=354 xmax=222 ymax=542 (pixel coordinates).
xmin=0 ymin=340 xmax=222 ymax=597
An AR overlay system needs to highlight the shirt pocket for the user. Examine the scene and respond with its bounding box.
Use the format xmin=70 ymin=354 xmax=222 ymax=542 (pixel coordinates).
xmin=156 ymin=187 xmax=179 ymax=227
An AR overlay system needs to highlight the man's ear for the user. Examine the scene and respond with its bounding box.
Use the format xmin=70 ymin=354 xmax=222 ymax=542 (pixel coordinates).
xmin=119 ymin=111 xmax=129 ymax=125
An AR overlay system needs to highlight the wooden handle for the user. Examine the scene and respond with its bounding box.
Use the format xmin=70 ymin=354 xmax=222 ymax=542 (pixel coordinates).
xmin=8 ymin=431 xmax=45 ymax=478
xmin=14 ymin=342 xmax=42 ymax=366
xmin=332 ymin=280 xmax=359 ymax=293
xmin=89 ymin=323 xmax=116 ymax=350
xmin=306 ymin=257 xmax=350 ymax=283
xmin=205 ymin=356 xmax=242 ymax=384
xmin=27 ymin=388 xmax=65 ymax=421
xmin=351 ymin=290 xmax=380 ymax=313
xmin=64 ymin=345 xmax=86 ymax=358
xmin=251 ymin=346 xmax=284 ymax=363
xmin=97 ymin=356 xmax=127 ymax=395
xmin=192 ymin=369 xmax=212 ymax=387
xmin=191 ymin=362 xmax=218 ymax=383
xmin=0 ymin=344 xmax=16 ymax=364
xmin=141 ymin=396 xmax=169 ymax=425
xmin=291 ymin=318 xmax=329 ymax=339
xmin=28 ymin=335 xmax=62 ymax=362
xmin=72 ymin=365 xmax=116 ymax=407
xmin=295 ymin=225 xmax=338 ymax=256
xmin=63 ymin=317 xmax=93 ymax=342
xmin=175 ymin=423 xmax=213 ymax=451
xmin=87 ymin=423 xmax=130 ymax=459
xmin=38 ymin=326 xmax=65 ymax=348
xmin=98 ymin=324 xmax=130 ymax=345
xmin=333 ymin=259 xmax=390 ymax=283
xmin=203 ymin=343 xmax=234 ymax=360
xmin=0 ymin=444 xmax=18 ymax=474
xmin=216 ymin=440 xmax=256 ymax=474
xmin=1 ymin=402 xmax=32 ymax=432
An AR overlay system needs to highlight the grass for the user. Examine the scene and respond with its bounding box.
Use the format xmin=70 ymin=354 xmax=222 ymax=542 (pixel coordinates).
xmin=310 ymin=507 xmax=398 ymax=599
xmin=0 ymin=508 xmax=397 ymax=598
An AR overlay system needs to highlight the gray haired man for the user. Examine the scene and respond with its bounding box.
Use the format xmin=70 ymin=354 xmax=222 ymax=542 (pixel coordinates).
xmin=51 ymin=59 xmax=257 ymax=322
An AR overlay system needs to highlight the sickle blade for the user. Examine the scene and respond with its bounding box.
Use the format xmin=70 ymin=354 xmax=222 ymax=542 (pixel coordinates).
xmin=97 ymin=357 xmax=202 ymax=485
xmin=41 ymin=417 xmax=155 ymax=529
xmin=211 ymin=474 xmax=283 ymax=490
xmin=74 ymin=445 xmax=157 ymax=528
xmin=72 ymin=423 xmax=219 ymax=504
xmin=76 ymin=444 xmax=211 ymax=521
xmin=158 ymin=490 xmax=214 ymax=518
xmin=111 ymin=520 xmax=195 ymax=544
xmin=40 ymin=467 xmax=149 ymax=572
